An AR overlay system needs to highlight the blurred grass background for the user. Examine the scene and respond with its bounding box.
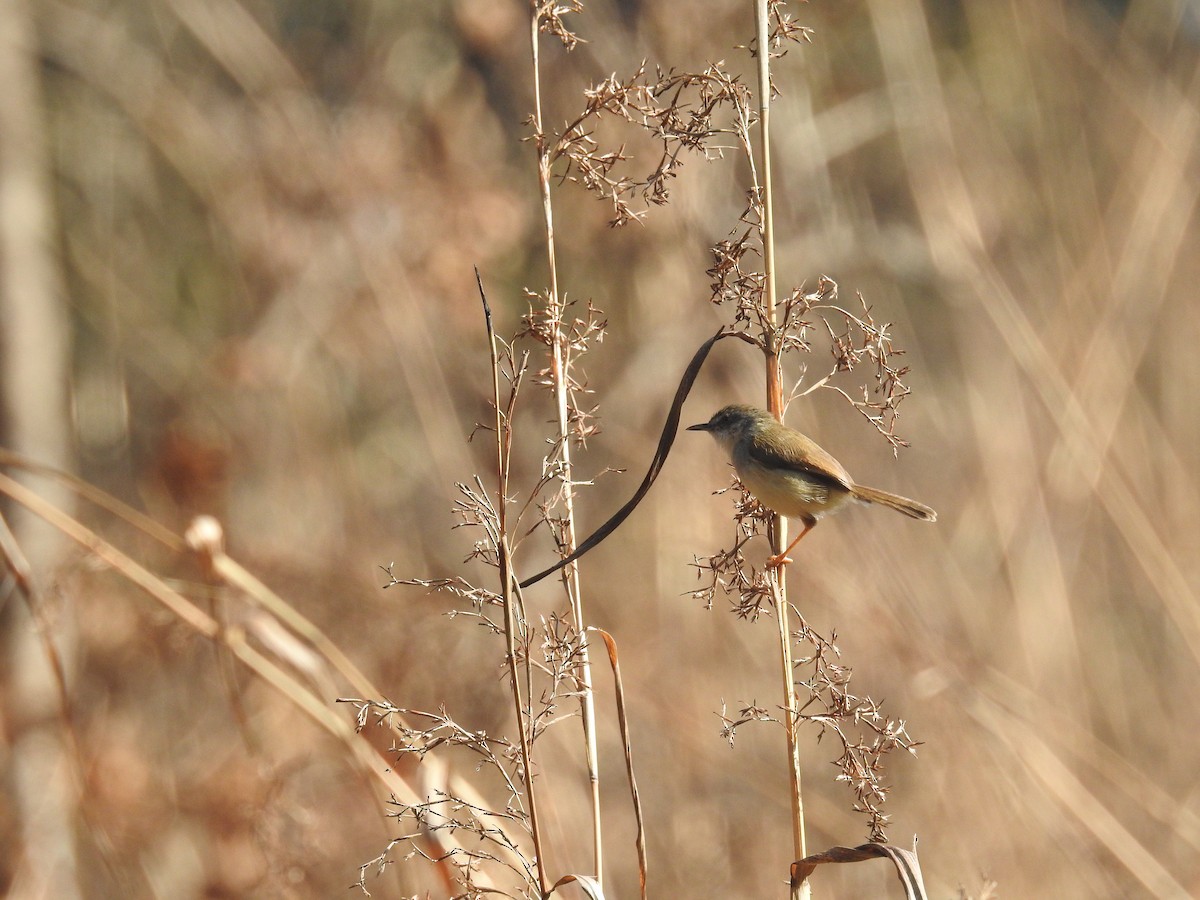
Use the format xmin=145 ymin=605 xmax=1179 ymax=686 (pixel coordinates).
xmin=2 ymin=0 xmax=1199 ymax=897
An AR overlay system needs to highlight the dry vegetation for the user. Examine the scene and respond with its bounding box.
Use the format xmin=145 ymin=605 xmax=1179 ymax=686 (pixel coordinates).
xmin=2 ymin=0 xmax=1199 ymax=898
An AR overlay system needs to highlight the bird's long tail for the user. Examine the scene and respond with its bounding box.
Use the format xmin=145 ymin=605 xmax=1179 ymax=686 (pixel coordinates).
xmin=850 ymin=484 xmax=937 ymax=522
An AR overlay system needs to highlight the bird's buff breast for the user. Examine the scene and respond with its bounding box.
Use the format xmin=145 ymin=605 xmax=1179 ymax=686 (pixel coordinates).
xmin=734 ymin=455 xmax=854 ymax=520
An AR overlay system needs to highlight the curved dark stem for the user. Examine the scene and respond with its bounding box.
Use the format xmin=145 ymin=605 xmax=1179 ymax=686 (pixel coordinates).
xmin=520 ymin=327 xmax=736 ymax=589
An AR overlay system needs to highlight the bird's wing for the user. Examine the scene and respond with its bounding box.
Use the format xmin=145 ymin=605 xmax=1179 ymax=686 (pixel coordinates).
xmin=747 ymin=428 xmax=854 ymax=489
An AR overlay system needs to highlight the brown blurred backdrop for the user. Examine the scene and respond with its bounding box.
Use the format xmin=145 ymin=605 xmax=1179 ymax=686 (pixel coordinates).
xmin=2 ymin=0 xmax=1199 ymax=897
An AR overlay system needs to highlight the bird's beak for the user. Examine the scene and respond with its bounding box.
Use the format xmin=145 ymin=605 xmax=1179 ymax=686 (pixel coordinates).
xmin=686 ymin=422 xmax=709 ymax=432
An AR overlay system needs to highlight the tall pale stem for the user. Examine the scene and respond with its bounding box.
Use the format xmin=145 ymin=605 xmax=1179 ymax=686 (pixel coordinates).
xmin=754 ymin=2 xmax=808 ymax=895
xmin=529 ymin=8 xmax=604 ymax=882
xmin=483 ymin=290 xmax=550 ymax=896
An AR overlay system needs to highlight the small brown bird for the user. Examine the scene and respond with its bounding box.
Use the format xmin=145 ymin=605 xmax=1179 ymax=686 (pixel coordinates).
xmin=688 ymin=404 xmax=936 ymax=565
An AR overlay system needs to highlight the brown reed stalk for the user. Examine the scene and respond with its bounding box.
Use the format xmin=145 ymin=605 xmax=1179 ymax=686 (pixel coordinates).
xmin=592 ymin=628 xmax=648 ymax=899
xmin=752 ymin=3 xmax=809 ymax=893
xmin=483 ymin=279 xmax=551 ymax=896
xmin=529 ymin=1 xmax=604 ymax=882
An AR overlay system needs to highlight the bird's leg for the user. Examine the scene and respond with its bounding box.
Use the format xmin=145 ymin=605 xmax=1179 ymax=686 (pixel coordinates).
xmin=766 ymin=518 xmax=816 ymax=568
